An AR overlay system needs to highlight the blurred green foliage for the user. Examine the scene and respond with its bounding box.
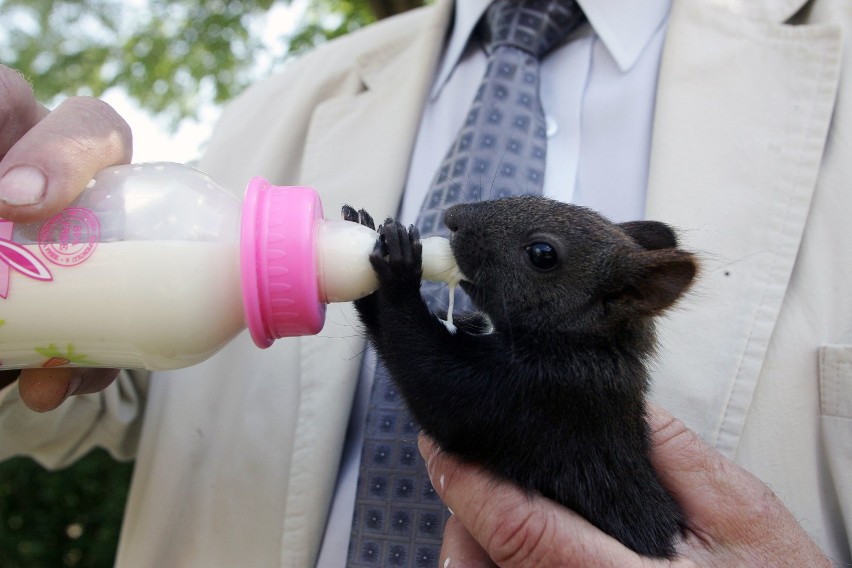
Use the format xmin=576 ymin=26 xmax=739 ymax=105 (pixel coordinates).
xmin=0 ymin=0 xmax=423 ymax=129
xmin=0 ymin=1 xmax=424 ymax=566
xmin=0 ymin=449 xmax=134 ymax=567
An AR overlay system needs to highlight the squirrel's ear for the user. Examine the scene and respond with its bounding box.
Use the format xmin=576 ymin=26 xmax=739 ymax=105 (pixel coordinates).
xmin=619 ymin=221 xmax=678 ymax=250
xmin=614 ymin=249 xmax=698 ymax=314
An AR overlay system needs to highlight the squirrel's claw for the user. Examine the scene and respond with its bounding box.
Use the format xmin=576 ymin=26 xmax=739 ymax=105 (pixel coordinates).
xmin=341 ymin=204 xmax=376 ymax=231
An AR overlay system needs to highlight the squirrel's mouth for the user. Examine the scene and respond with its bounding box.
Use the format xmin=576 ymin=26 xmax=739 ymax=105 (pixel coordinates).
xmin=458 ymin=279 xmax=475 ymax=295
xmin=446 ymin=230 xmax=476 ymax=285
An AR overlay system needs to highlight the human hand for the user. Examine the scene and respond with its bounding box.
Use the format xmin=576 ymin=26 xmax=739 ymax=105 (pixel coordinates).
xmin=419 ymin=404 xmax=832 ymax=567
xmin=0 ymin=64 xmax=131 ymax=411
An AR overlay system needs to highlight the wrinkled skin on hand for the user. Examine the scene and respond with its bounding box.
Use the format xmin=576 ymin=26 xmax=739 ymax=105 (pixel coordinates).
xmin=420 ymin=404 xmax=833 ymax=568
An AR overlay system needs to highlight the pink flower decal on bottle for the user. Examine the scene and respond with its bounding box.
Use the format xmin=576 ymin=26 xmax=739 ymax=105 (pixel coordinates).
xmin=0 ymin=220 xmax=53 ymax=299
xmin=35 ymin=343 xmax=95 ymax=368
xmin=0 ymin=238 xmax=53 ymax=279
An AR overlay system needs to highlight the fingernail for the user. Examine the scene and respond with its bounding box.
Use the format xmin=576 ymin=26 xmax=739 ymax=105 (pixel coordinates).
xmin=0 ymin=166 xmax=47 ymax=205
xmin=444 ymin=558 xmax=451 ymax=568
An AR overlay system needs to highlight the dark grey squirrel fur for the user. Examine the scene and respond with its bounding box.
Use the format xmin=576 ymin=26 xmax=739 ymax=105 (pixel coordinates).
xmin=345 ymin=196 xmax=698 ymax=558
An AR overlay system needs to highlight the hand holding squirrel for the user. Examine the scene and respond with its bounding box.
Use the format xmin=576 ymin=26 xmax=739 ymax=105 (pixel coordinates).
xmin=419 ymin=404 xmax=832 ymax=567
xmin=351 ymin=196 xmax=698 ymax=557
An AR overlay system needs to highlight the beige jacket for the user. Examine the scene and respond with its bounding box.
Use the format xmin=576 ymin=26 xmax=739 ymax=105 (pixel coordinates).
xmin=1 ymin=0 xmax=850 ymax=565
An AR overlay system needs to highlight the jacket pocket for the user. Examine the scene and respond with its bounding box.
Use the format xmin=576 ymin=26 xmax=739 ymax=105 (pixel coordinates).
xmin=819 ymin=344 xmax=852 ymax=560
xmin=820 ymin=344 xmax=852 ymax=418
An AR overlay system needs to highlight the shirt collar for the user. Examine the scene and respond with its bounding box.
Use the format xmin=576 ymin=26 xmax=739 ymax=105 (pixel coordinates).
xmin=580 ymin=0 xmax=671 ymax=71
xmin=430 ymin=0 xmax=671 ymax=99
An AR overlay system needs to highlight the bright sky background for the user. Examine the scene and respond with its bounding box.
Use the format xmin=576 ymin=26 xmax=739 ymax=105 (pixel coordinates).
xmin=102 ymin=90 xmax=217 ymax=164
xmin=101 ymin=1 xmax=306 ymax=165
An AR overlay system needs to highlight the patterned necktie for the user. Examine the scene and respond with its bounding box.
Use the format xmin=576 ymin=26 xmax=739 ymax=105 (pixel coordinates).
xmin=348 ymin=2 xmax=585 ymax=566
xmin=416 ymin=0 xmax=586 ymax=237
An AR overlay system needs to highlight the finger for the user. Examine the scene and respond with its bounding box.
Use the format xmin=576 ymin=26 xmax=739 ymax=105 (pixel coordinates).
xmin=0 ymin=66 xmax=50 ymax=155
xmin=409 ymin=223 xmax=421 ymax=244
xmin=341 ymin=205 xmax=377 ymax=231
xmin=382 ymin=220 xmax=403 ymax=264
xmin=341 ymin=204 xmax=359 ymax=222
xmin=441 ymin=514 xmax=497 ymax=568
xmin=359 ymin=208 xmax=375 ymax=230
xmin=408 ymin=224 xmax=423 ymax=267
xmin=18 ymin=367 xmax=120 ymax=412
xmin=0 ymin=95 xmax=132 ymax=222
xmin=419 ymin=435 xmax=648 ymax=568
xmin=400 ymin=223 xmax=415 ymax=266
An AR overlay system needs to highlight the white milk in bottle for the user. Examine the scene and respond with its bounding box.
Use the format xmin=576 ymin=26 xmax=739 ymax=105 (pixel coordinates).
xmin=0 ymin=163 xmax=462 ymax=371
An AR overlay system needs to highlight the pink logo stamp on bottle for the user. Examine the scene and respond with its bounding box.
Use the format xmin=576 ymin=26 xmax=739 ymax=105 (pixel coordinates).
xmin=38 ymin=208 xmax=100 ymax=267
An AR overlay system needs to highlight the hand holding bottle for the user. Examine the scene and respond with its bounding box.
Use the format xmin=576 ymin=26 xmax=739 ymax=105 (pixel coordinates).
xmin=0 ymin=64 xmax=132 ymax=411
xmin=0 ymin=65 xmax=464 ymax=410
xmin=0 ymin=163 xmax=462 ymax=373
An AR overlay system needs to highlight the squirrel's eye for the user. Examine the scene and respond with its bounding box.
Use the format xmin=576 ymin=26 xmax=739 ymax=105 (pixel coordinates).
xmin=526 ymin=242 xmax=558 ymax=271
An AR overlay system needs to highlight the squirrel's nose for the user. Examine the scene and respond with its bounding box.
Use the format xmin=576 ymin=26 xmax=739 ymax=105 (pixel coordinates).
xmin=443 ymin=204 xmax=463 ymax=232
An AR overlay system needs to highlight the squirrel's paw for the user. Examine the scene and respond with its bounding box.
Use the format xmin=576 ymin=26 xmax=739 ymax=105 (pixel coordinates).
xmin=369 ymin=219 xmax=423 ymax=290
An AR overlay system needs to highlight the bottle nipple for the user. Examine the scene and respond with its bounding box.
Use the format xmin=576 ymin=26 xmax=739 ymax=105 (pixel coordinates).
xmin=316 ymin=223 xmax=464 ymax=303
xmin=241 ymin=179 xmax=464 ymax=348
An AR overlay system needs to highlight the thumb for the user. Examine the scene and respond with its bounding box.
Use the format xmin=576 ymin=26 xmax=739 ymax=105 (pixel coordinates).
xmin=646 ymin=404 xmax=830 ymax=566
xmin=646 ymin=403 xmax=742 ymax=523
xmin=418 ymin=434 xmax=649 ymax=568
xmin=647 ymin=403 xmax=771 ymax=532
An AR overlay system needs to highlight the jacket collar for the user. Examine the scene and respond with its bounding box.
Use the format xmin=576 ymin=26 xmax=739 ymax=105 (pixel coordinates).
xmin=431 ymin=0 xmax=671 ymax=100
xmin=703 ymin=0 xmax=809 ymax=22
xmin=299 ymin=0 xmax=452 ymax=221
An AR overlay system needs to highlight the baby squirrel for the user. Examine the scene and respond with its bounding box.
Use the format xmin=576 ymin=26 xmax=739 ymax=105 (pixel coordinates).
xmin=346 ymin=196 xmax=698 ymax=558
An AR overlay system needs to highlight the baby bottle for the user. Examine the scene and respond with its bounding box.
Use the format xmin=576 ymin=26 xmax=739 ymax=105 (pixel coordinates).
xmin=0 ymin=162 xmax=460 ymax=371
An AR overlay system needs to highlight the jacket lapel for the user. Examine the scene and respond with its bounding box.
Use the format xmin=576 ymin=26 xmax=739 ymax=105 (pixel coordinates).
xmin=300 ymin=7 xmax=451 ymax=219
xmin=280 ymin=3 xmax=453 ymax=565
xmin=646 ymin=0 xmax=841 ymax=457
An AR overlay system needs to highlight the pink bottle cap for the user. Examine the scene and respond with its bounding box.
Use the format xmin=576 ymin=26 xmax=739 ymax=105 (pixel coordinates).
xmin=240 ymin=178 xmax=326 ymax=347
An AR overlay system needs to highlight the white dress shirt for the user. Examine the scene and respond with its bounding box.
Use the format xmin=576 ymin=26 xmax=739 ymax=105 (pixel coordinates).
xmin=399 ymin=0 xmax=671 ymax=225
xmin=317 ymin=1 xmax=671 ymax=565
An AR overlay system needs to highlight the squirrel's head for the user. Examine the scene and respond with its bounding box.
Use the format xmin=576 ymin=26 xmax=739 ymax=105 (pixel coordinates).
xmin=444 ymin=196 xmax=698 ymax=338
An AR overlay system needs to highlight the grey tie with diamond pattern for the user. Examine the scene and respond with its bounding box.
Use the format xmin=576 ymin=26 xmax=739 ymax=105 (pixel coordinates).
xmin=347 ymin=2 xmax=586 ymax=566
xmin=415 ymin=0 xmax=586 ymax=237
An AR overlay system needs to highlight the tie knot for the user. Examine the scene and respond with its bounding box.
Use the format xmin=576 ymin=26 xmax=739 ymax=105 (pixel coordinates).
xmin=483 ymin=0 xmax=586 ymax=59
